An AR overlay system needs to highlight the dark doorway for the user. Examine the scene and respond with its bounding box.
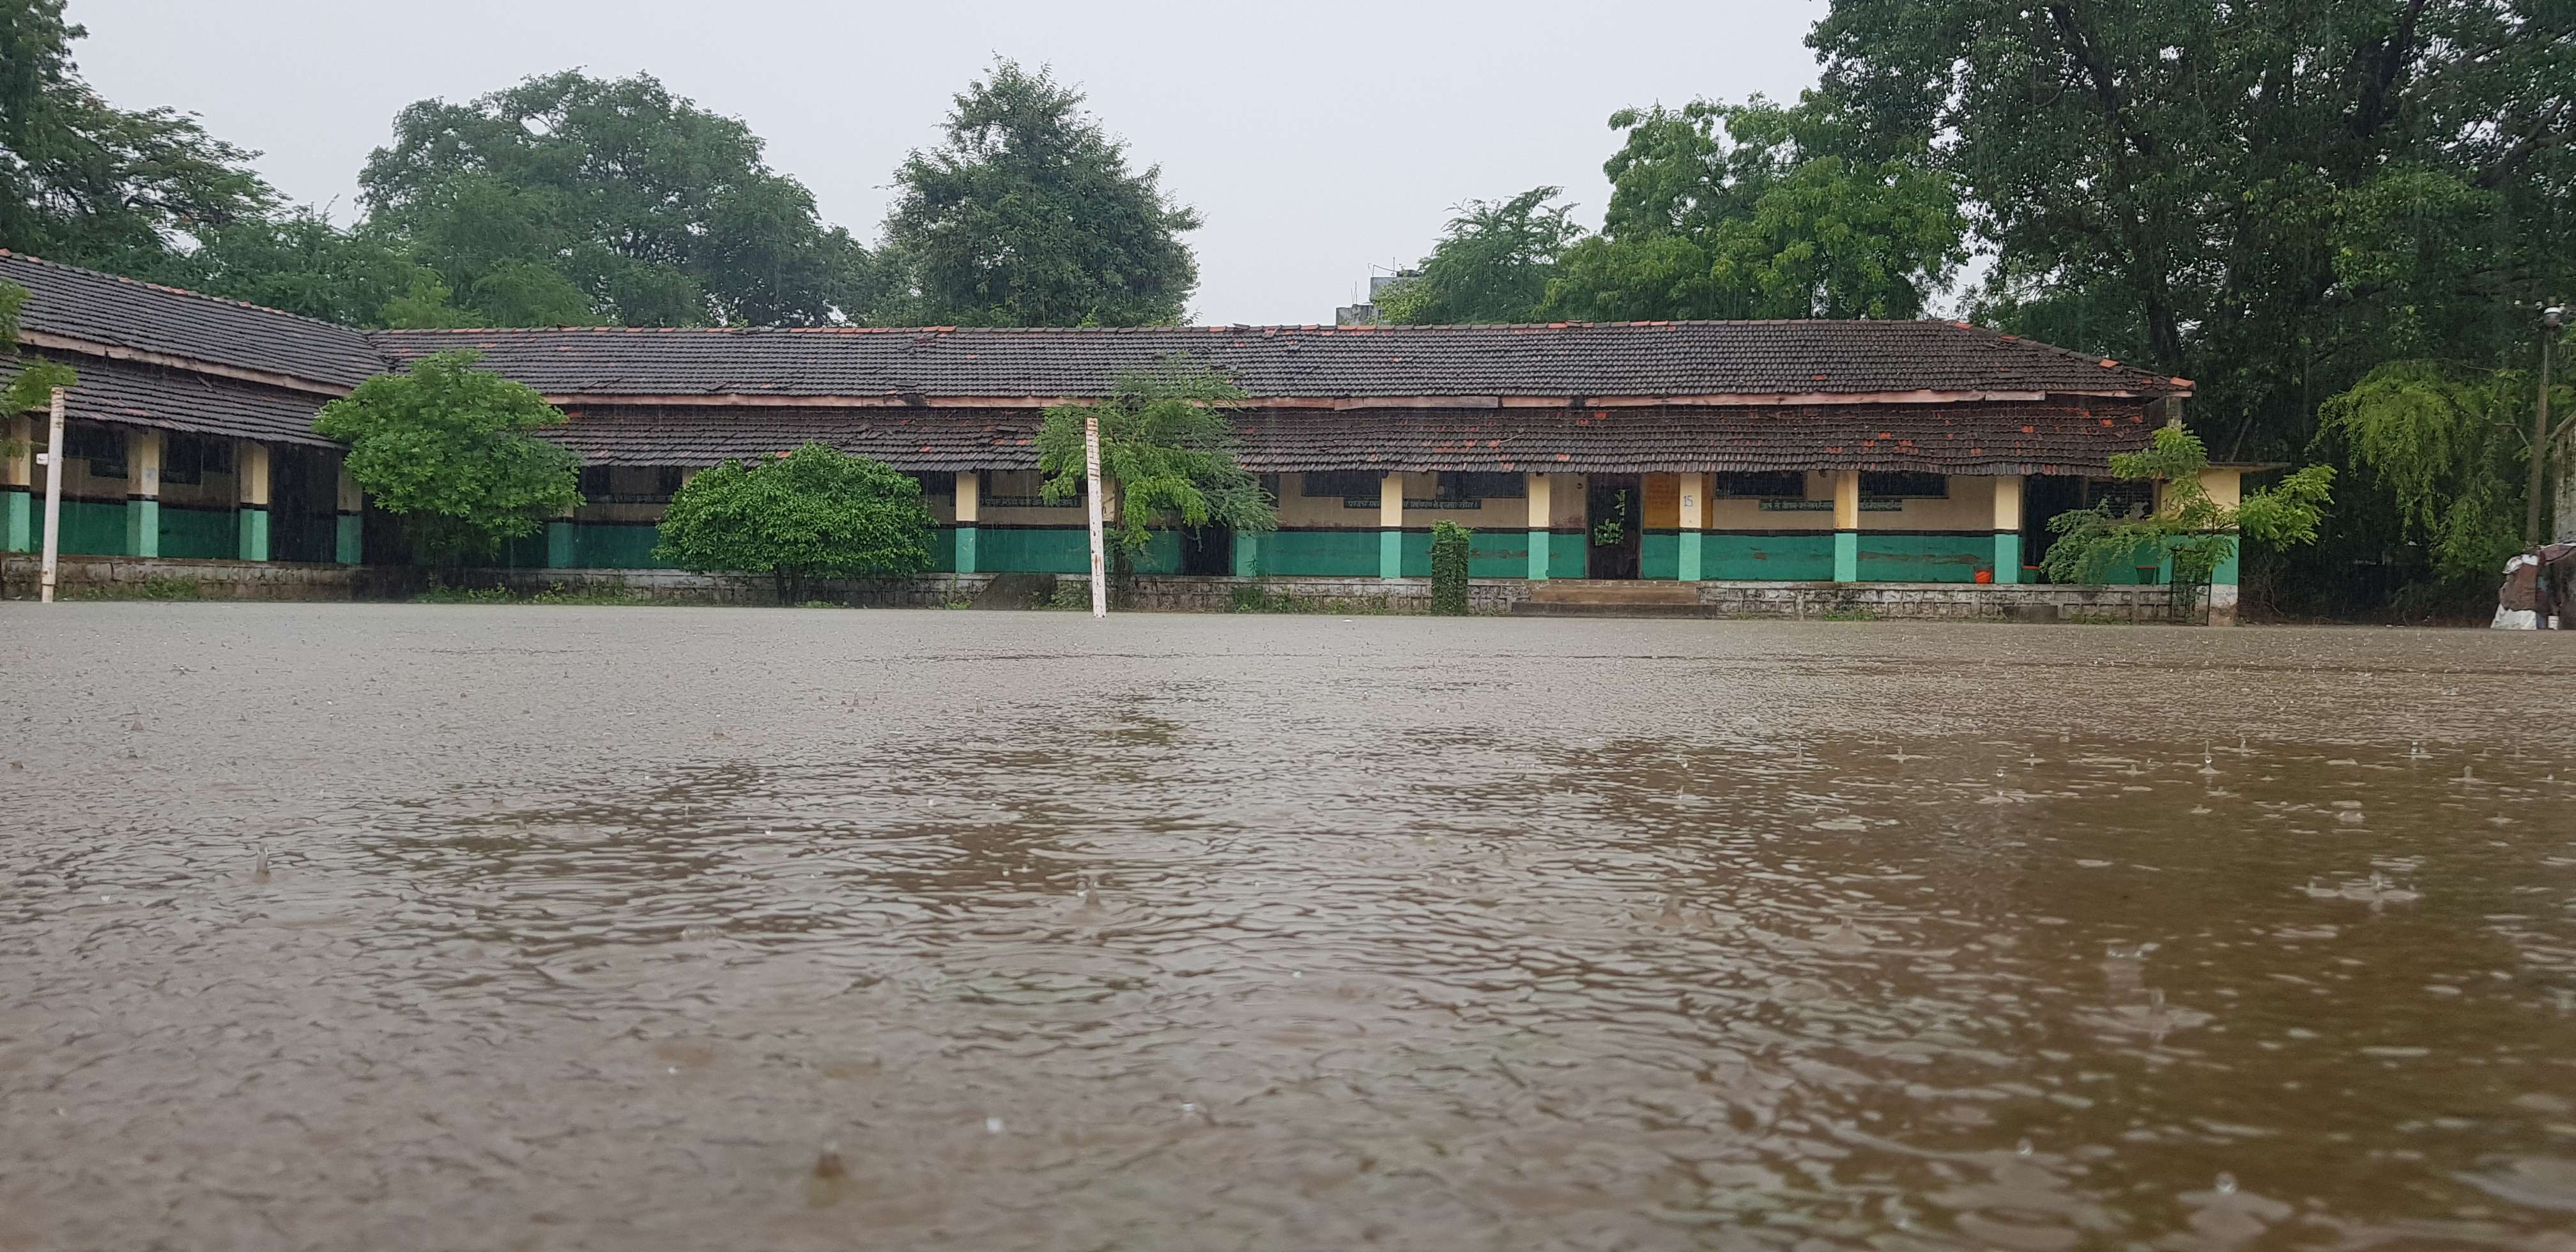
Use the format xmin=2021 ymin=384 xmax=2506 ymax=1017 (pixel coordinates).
xmin=1586 ymin=475 xmax=1641 ymax=579
xmin=1179 ymin=526 xmax=1232 ymax=576
xmin=269 ymin=446 xmax=338 ymax=563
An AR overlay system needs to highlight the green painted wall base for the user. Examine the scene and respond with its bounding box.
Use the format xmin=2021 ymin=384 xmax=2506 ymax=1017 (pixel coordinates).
xmin=335 ymin=513 xmax=362 ymax=564
xmin=1678 ymin=530 xmax=1703 ymax=581
xmin=1527 ymin=528 xmax=1549 ymax=579
xmin=1993 ymin=532 xmax=2022 ymax=583
xmin=3 ymin=487 xmax=28 ymax=552
xmin=125 ymin=497 xmax=160 ymax=558
xmin=1378 ymin=528 xmax=1401 ymax=579
xmin=1832 ymin=530 xmax=1857 ymax=583
xmin=954 ymin=524 xmax=978 ymax=575
xmin=546 ymin=519 xmax=575 ymax=568
xmin=236 ymin=507 xmax=270 ymax=561
xmin=1232 ymin=530 xmax=1259 ymax=577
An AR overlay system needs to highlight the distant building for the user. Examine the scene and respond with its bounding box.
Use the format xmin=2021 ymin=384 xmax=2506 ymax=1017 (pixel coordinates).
xmin=1336 ymin=271 xmax=1417 ymax=326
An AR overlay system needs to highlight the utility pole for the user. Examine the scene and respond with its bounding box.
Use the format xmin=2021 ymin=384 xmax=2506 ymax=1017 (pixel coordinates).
xmin=1084 ymin=411 xmax=1107 ymax=618
xmin=2531 ymin=306 xmax=2561 ymax=546
xmin=38 ymin=386 xmax=64 ymax=604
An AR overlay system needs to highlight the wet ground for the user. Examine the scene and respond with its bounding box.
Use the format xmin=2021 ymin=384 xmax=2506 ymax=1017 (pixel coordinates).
xmin=1 ymin=604 xmax=2572 ymax=1250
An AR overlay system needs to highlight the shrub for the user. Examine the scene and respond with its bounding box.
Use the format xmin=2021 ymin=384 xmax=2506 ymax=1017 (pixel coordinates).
xmin=654 ymin=444 xmax=935 ymax=604
xmin=1429 ymin=520 xmax=1473 ymax=615
xmin=312 ymin=350 xmax=583 ymax=567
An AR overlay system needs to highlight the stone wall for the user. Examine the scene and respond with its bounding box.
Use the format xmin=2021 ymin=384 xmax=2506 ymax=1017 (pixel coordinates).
xmin=1694 ymin=580 xmax=2184 ymax=623
xmin=1 ymin=554 xmax=383 ymax=600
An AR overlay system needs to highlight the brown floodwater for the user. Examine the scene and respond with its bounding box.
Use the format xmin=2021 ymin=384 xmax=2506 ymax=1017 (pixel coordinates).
xmin=2 ymin=604 xmax=2572 ymax=1250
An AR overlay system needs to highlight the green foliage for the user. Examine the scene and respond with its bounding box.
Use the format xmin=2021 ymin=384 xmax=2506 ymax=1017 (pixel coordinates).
xmin=1429 ymin=520 xmax=1472 ymax=615
xmin=0 ymin=0 xmax=275 ymax=275
xmin=312 ymin=351 xmax=582 ymax=565
xmin=880 ymin=60 xmax=1200 ymax=327
xmin=1542 ymin=96 xmax=1966 ymax=321
xmin=413 ymin=579 xmax=645 ymax=606
xmin=1 ymin=279 xmax=77 ymax=411
xmin=178 ymin=209 xmax=458 ymax=328
xmin=360 ymin=71 xmax=870 ymax=328
xmin=2317 ymin=357 xmax=2562 ymax=583
xmin=2043 ymin=425 xmax=2334 ymax=605
xmin=1378 ymin=188 xmax=1585 ymax=324
xmin=1036 ymin=358 xmax=1275 ymax=561
xmin=653 ymin=443 xmax=935 ymax=603
xmin=1591 ymin=490 xmax=1629 ymax=547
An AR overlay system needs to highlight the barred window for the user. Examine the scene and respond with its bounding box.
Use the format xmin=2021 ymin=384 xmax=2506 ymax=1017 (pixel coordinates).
xmin=65 ymin=425 xmax=123 ymax=478
xmin=1712 ymin=471 xmax=1805 ymax=499
xmin=1434 ymin=471 xmax=1524 ymax=500
xmin=1300 ymin=471 xmax=1382 ymax=498
xmin=914 ymin=471 xmax=955 ymax=498
xmin=1861 ymin=471 xmax=1949 ymax=499
xmin=161 ymin=435 xmax=233 ymax=486
xmin=581 ymin=465 xmax=687 ymax=503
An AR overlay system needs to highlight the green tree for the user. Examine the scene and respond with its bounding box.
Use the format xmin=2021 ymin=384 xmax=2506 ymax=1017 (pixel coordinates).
xmin=1035 ymin=358 xmax=1274 ymax=569
xmin=2043 ymin=425 xmax=2334 ymax=614
xmin=312 ymin=351 xmax=581 ymax=565
xmin=2 ymin=279 xmax=76 ymax=414
xmin=2317 ymin=353 xmax=2570 ymax=588
xmin=1377 ymin=187 xmax=1584 ymax=324
xmin=0 ymin=0 xmax=274 ymax=275
xmin=177 ymin=208 xmax=464 ymax=328
xmin=654 ymin=443 xmax=935 ymax=603
xmin=881 ymin=60 xmax=1200 ymax=327
xmin=358 ymin=71 xmax=870 ymax=328
xmin=1542 ymin=96 xmax=1966 ymax=321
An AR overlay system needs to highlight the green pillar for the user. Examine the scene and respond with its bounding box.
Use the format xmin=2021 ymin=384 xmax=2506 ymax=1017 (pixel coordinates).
xmin=126 ymin=496 xmax=160 ymax=558
xmin=1378 ymin=528 xmax=1402 ymax=580
xmin=546 ymin=519 xmax=576 ymax=568
xmin=236 ymin=506 xmax=269 ymax=561
xmin=3 ymin=488 xmax=28 ymax=553
xmin=954 ymin=524 xmax=979 ymax=575
xmin=1833 ymin=530 xmax=1858 ymax=583
xmin=1993 ymin=532 xmax=2021 ymax=584
xmin=1231 ymin=530 xmax=1259 ymax=577
xmin=335 ymin=512 xmax=362 ymax=564
xmin=1678 ymin=530 xmax=1703 ymax=582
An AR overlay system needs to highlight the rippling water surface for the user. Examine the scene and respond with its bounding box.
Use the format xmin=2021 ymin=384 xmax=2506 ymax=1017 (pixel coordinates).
xmin=3 ymin=604 xmax=2573 ymax=1249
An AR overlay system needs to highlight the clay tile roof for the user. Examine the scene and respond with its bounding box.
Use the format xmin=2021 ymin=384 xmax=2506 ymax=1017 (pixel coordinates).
xmin=0 ymin=250 xmax=387 ymax=388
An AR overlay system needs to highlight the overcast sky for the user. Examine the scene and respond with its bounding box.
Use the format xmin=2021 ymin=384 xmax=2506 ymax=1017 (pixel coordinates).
xmin=67 ymin=1 xmax=1827 ymax=325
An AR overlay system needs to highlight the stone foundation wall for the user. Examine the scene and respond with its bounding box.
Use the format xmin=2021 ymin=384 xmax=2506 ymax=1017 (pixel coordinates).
xmin=1 ymin=554 xmax=383 ymax=600
xmin=1694 ymin=581 xmax=2184 ymax=623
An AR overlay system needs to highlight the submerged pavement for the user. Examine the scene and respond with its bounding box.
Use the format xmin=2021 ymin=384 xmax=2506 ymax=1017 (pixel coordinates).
xmin=3 ymin=604 xmax=2573 ymax=1249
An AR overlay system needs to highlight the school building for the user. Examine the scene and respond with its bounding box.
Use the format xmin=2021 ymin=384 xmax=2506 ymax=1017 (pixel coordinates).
xmin=1 ymin=250 xmax=2240 ymax=619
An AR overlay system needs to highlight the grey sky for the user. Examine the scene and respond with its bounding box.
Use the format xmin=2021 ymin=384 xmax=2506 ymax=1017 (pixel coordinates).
xmin=68 ymin=1 xmax=1827 ymax=326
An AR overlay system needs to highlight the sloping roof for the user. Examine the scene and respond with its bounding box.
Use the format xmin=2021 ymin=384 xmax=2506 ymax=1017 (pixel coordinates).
xmin=551 ymin=399 xmax=2157 ymax=475
xmin=0 ymin=250 xmax=386 ymax=388
xmin=0 ymin=352 xmax=339 ymax=447
xmin=377 ymin=320 xmax=2188 ymax=402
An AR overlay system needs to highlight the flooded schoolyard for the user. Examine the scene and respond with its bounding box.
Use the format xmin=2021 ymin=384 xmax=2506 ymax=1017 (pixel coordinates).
xmin=1 ymin=604 xmax=2571 ymax=1249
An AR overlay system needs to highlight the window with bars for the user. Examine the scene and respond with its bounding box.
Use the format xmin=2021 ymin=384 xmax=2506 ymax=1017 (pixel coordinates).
xmin=1434 ymin=471 xmax=1524 ymax=500
xmin=63 ymin=425 xmax=123 ymax=478
xmin=160 ymin=435 xmax=233 ymax=486
xmin=581 ymin=465 xmax=687 ymax=503
xmin=914 ymin=471 xmax=955 ymax=498
xmin=1712 ymin=471 xmax=1806 ymax=499
xmin=1299 ymin=471 xmax=1382 ymax=499
xmin=1861 ymin=471 xmax=1949 ymax=499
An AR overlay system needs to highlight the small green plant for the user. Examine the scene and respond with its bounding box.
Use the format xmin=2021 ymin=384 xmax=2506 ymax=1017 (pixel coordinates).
xmin=2043 ymin=424 xmax=2333 ymax=616
xmin=1814 ymin=606 xmax=1878 ymax=622
xmin=1591 ymin=490 xmax=1629 ymax=547
xmin=1429 ymin=520 xmax=1472 ymax=615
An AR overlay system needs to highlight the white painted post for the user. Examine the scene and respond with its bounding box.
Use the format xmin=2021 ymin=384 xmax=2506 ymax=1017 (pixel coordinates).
xmin=38 ymin=388 xmax=65 ymax=603
xmin=1085 ymin=411 xmax=1107 ymax=618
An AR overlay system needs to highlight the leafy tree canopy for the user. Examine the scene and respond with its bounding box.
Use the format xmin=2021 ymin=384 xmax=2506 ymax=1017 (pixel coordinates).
xmin=880 ymin=60 xmax=1200 ymax=328
xmin=1542 ymin=96 xmax=1967 ymax=321
xmin=312 ymin=350 xmax=582 ymax=564
xmin=1 ymin=278 xmax=76 ymax=411
xmin=0 ymin=0 xmax=274 ymax=275
xmin=176 ymin=208 xmax=461 ymax=328
xmin=360 ymin=70 xmax=870 ymax=328
xmin=654 ymin=443 xmax=935 ymax=602
xmin=2319 ymin=349 xmax=2572 ymax=583
xmin=1036 ymin=357 xmax=1273 ymax=558
xmin=1377 ymin=187 xmax=1585 ymax=324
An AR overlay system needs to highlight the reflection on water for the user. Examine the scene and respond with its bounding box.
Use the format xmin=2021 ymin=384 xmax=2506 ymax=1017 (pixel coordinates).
xmin=2 ymin=606 xmax=2573 ymax=1249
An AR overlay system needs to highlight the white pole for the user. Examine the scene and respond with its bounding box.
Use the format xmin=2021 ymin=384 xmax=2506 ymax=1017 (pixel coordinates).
xmin=1084 ymin=411 xmax=1107 ymax=618
xmin=38 ymin=387 xmax=65 ymax=604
